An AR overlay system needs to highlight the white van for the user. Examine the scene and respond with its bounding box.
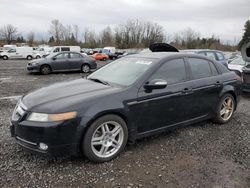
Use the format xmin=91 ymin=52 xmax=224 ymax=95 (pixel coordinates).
xmin=0 ymin=47 xmax=33 ymax=60
xmin=103 ymin=47 xmax=116 ymax=54
xmin=32 ymin=47 xmax=52 ymax=59
xmin=3 ymin=45 xmax=17 ymax=51
xmin=50 ymin=46 xmax=81 ymax=54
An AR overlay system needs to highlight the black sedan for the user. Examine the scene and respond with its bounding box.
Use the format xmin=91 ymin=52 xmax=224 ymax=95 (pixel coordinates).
xmin=27 ymin=52 xmax=97 ymax=74
xmin=10 ymin=52 xmax=241 ymax=162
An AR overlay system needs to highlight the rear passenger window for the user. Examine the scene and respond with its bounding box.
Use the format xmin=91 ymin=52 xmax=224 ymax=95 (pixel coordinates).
xmin=216 ymin=52 xmax=225 ymax=61
xmin=206 ymin=52 xmax=217 ymax=61
xmin=189 ymin=58 xmax=212 ymax=79
xmin=209 ymin=61 xmax=218 ymax=75
xmin=150 ymin=58 xmax=186 ymax=85
xmin=70 ymin=53 xmax=81 ymax=59
xmin=61 ymin=47 xmax=70 ymax=51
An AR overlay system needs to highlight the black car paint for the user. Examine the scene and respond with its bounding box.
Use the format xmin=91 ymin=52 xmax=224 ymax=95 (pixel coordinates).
xmin=27 ymin=52 xmax=97 ymax=73
xmin=11 ymin=53 xmax=241 ymax=156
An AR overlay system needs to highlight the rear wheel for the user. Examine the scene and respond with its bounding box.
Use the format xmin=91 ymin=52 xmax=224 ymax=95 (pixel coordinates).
xmin=27 ymin=55 xmax=32 ymax=60
xmin=213 ymin=94 xmax=235 ymax=124
xmin=3 ymin=55 xmax=8 ymax=60
xmin=82 ymin=115 xmax=128 ymax=163
xmin=81 ymin=64 xmax=90 ymax=73
xmin=40 ymin=65 xmax=51 ymax=75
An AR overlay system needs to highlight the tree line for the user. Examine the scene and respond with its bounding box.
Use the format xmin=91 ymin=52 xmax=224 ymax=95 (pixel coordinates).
xmin=0 ymin=19 xmax=249 ymax=51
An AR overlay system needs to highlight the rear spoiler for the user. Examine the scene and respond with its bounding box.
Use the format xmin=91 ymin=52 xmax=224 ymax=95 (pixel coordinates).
xmin=149 ymin=43 xmax=179 ymax=52
xmin=241 ymin=42 xmax=250 ymax=62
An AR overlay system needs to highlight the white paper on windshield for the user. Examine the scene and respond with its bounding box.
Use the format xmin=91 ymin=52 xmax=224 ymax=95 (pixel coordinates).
xmin=135 ymin=61 xmax=152 ymax=65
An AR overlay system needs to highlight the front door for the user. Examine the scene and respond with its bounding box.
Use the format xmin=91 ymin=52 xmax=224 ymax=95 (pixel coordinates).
xmin=135 ymin=58 xmax=196 ymax=134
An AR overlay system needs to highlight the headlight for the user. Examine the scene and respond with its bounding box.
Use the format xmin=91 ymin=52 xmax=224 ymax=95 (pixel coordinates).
xmin=27 ymin=112 xmax=77 ymax=122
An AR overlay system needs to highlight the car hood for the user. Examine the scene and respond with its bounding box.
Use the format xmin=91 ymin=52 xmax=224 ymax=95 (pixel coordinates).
xmin=228 ymin=64 xmax=244 ymax=72
xmin=29 ymin=58 xmax=48 ymax=64
xmin=22 ymin=79 xmax=122 ymax=113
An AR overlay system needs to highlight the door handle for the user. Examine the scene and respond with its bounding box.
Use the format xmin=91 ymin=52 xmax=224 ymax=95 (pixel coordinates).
xmin=214 ymin=81 xmax=222 ymax=87
xmin=181 ymin=88 xmax=193 ymax=95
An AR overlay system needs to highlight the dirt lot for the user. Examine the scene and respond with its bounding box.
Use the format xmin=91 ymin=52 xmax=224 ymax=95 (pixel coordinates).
xmin=0 ymin=59 xmax=249 ymax=188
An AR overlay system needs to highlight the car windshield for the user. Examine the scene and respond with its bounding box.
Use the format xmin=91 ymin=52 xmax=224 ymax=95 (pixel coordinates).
xmin=230 ymin=57 xmax=245 ymax=65
xmin=46 ymin=53 xmax=58 ymax=59
xmin=88 ymin=57 xmax=154 ymax=86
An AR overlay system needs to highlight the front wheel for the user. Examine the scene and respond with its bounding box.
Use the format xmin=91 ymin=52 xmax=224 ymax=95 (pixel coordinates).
xmin=82 ymin=115 xmax=128 ymax=163
xmin=212 ymin=94 xmax=235 ymax=124
xmin=40 ymin=65 xmax=51 ymax=75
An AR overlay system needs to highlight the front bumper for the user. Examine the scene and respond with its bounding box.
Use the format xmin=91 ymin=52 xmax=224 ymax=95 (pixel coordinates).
xmin=10 ymin=118 xmax=82 ymax=156
xmin=27 ymin=64 xmax=40 ymax=73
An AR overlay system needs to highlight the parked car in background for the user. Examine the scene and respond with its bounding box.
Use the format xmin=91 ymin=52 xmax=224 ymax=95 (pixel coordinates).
xmin=49 ymin=46 xmax=81 ymax=54
xmin=92 ymin=53 xmax=109 ymax=61
xmin=11 ymin=51 xmax=241 ymax=162
xmin=0 ymin=47 xmax=33 ymax=60
xmin=27 ymin=51 xmax=96 ymax=74
xmin=228 ymin=56 xmax=247 ymax=73
xmin=32 ymin=46 xmax=52 ymax=59
xmin=102 ymin=47 xmax=118 ymax=60
xmin=182 ymin=49 xmax=228 ymax=68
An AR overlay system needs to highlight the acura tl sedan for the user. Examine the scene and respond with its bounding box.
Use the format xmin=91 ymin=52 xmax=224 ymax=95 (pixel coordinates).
xmin=10 ymin=52 xmax=241 ymax=162
xmin=27 ymin=51 xmax=97 ymax=74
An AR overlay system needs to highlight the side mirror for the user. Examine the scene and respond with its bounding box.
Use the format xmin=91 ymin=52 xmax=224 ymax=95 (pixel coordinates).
xmin=144 ymin=79 xmax=167 ymax=92
xmin=52 ymin=57 xmax=56 ymax=60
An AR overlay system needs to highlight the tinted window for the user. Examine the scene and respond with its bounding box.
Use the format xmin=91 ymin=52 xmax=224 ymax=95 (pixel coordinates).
xmin=209 ymin=61 xmax=218 ymax=75
xmin=70 ymin=53 xmax=82 ymax=59
xmin=150 ymin=58 xmax=186 ymax=85
xmin=206 ymin=52 xmax=217 ymax=61
xmin=189 ymin=58 xmax=212 ymax=79
xmin=55 ymin=53 xmax=69 ymax=59
xmin=61 ymin=47 xmax=70 ymax=51
xmin=216 ymin=52 xmax=225 ymax=61
xmin=53 ymin=48 xmax=60 ymax=52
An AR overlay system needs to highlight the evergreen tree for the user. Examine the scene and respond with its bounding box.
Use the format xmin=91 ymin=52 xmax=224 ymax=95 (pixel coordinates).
xmin=238 ymin=20 xmax=250 ymax=50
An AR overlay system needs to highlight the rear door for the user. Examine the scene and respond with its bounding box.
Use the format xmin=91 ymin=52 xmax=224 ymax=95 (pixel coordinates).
xmin=68 ymin=52 xmax=83 ymax=70
xmin=187 ymin=57 xmax=222 ymax=117
xmin=50 ymin=52 xmax=70 ymax=71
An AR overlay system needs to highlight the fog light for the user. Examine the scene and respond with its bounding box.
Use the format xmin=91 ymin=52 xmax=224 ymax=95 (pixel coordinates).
xmin=39 ymin=143 xmax=48 ymax=151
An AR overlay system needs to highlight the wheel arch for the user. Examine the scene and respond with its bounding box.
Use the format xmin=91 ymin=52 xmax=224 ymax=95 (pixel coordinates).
xmin=77 ymin=110 xmax=132 ymax=154
xmin=219 ymin=86 xmax=238 ymax=110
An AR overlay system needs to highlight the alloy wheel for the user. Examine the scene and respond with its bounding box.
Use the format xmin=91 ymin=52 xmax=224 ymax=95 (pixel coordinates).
xmin=91 ymin=121 xmax=124 ymax=158
xmin=82 ymin=65 xmax=90 ymax=73
xmin=220 ymin=96 xmax=234 ymax=121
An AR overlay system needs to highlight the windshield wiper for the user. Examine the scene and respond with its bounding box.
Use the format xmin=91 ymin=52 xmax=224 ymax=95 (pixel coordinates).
xmin=88 ymin=78 xmax=110 ymax=85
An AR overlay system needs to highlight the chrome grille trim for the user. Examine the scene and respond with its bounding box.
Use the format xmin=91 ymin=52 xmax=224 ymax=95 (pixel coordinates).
xmin=16 ymin=136 xmax=37 ymax=146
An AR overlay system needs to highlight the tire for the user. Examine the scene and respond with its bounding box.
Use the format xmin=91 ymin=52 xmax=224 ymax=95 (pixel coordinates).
xmin=212 ymin=94 xmax=235 ymax=124
xmin=103 ymin=58 xmax=107 ymax=61
xmin=36 ymin=55 xmax=41 ymax=59
xmin=3 ymin=55 xmax=8 ymax=60
xmin=40 ymin=65 xmax=51 ymax=75
xmin=81 ymin=64 xmax=90 ymax=73
xmin=27 ymin=55 xmax=33 ymax=60
xmin=82 ymin=115 xmax=128 ymax=163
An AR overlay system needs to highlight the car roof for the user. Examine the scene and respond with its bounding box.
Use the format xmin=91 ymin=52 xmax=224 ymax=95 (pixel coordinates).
xmin=125 ymin=52 xmax=211 ymax=60
xmin=181 ymin=49 xmax=223 ymax=53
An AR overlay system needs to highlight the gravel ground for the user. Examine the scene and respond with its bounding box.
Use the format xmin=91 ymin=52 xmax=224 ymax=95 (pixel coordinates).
xmin=0 ymin=59 xmax=249 ymax=188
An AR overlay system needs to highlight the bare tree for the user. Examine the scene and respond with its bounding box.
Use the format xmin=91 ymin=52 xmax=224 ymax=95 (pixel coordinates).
xmin=0 ymin=24 xmax=18 ymax=44
xmin=100 ymin=26 xmax=114 ymax=47
xmin=49 ymin=19 xmax=64 ymax=44
xmin=27 ymin=32 xmax=35 ymax=46
xmin=73 ymin=24 xmax=79 ymax=42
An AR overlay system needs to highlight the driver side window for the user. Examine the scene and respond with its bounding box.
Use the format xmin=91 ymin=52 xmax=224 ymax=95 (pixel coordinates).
xmin=149 ymin=58 xmax=187 ymax=85
xmin=55 ymin=53 xmax=69 ymax=59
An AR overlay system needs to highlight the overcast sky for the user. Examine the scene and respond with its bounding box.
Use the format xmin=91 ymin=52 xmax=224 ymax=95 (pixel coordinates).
xmin=0 ymin=0 xmax=249 ymax=43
